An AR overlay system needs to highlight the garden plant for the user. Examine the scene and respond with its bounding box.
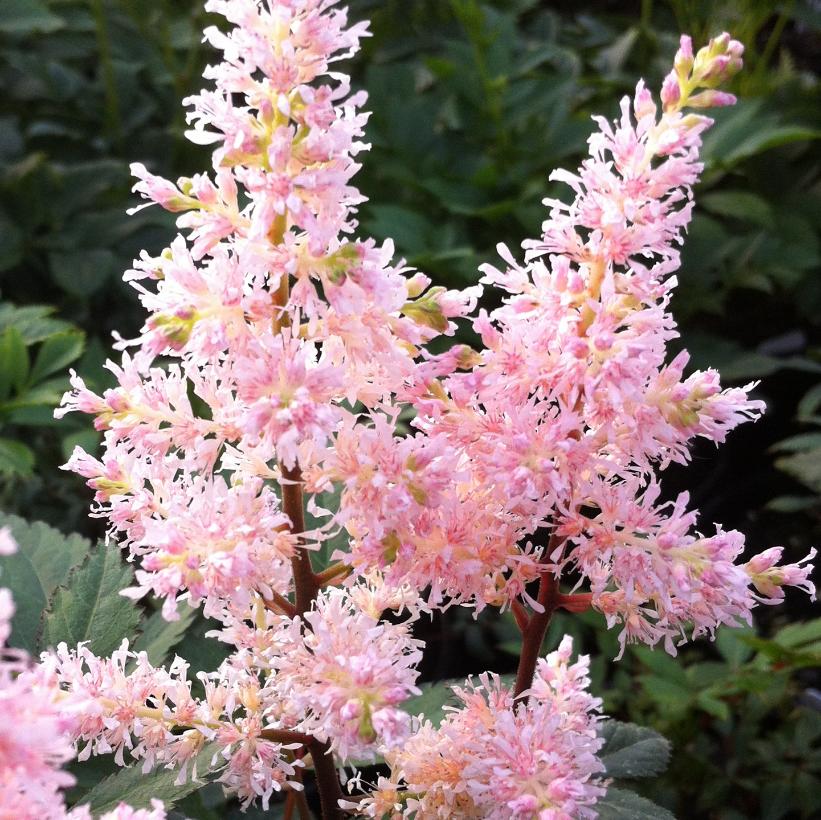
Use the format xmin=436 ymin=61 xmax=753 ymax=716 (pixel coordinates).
xmin=0 ymin=1 xmax=818 ymax=819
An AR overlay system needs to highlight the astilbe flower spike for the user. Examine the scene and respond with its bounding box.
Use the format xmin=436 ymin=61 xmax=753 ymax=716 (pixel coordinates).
xmin=42 ymin=2 xmax=815 ymax=817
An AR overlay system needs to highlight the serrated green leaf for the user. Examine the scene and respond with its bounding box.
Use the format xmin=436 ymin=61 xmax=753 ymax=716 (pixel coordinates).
xmin=696 ymin=691 xmax=731 ymax=722
xmin=599 ymin=721 xmax=671 ymax=779
xmin=700 ymin=191 xmax=774 ymax=228
xmin=0 ymin=210 xmax=24 ymax=271
xmin=304 ymin=484 xmax=349 ymax=571
xmin=29 ymin=330 xmax=85 ymax=385
xmin=640 ymin=674 xmax=692 ymax=713
xmin=133 ymin=602 xmax=198 ymax=666
xmin=0 ymin=304 xmax=73 ymax=345
xmin=174 ymin=615 xmax=232 ymax=684
xmin=42 ymin=546 xmax=141 ymax=657
xmin=85 ymin=743 xmax=220 ymax=813
xmin=715 ymin=625 xmax=755 ymax=667
xmin=0 ymin=513 xmax=90 ymax=653
xmin=596 ymin=787 xmax=676 ymax=820
xmin=0 ymin=437 xmax=35 ymax=478
xmin=774 ymin=619 xmax=821 ymax=650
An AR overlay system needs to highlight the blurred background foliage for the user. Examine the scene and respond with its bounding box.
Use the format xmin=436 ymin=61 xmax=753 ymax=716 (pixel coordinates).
xmin=0 ymin=0 xmax=819 ymax=817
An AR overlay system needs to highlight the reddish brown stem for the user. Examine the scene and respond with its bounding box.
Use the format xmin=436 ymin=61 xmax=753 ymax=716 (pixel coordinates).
xmin=279 ymin=462 xmax=343 ymax=819
xmin=263 ymin=590 xmax=298 ymax=617
xmin=293 ymin=769 xmax=312 ymax=820
xmin=282 ymin=463 xmax=319 ymax=613
xmin=260 ymin=728 xmax=315 ymax=746
xmin=315 ymin=561 xmax=353 ymax=587
xmin=557 ymin=592 xmax=593 ymax=613
xmin=513 ymin=570 xmax=560 ymax=698
xmin=309 ymin=739 xmax=344 ymax=820
xmin=511 ymin=598 xmax=530 ymax=633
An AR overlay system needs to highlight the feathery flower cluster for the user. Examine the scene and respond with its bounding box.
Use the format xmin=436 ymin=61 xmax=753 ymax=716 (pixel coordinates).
xmin=47 ymin=584 xmax=420 ymax=805
xmin=42 ymin=0 xmax=816 ymax=815
xmin=351 ymin=638 xmax=604 ymax=819
xmin=0 ymin=528 xmax=168 ymax=820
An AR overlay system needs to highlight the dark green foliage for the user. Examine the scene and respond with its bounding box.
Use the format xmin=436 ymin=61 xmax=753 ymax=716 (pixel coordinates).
xmin=41 ymin=543 xmax=142 ymax=657
xmin=83 ymin=743 xmax=220 ymax=813
xmin=0 ymin=511 xmax=89 ymax=652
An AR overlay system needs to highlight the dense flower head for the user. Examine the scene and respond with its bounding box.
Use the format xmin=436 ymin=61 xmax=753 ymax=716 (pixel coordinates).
xmin=44 ymin=3 xmax=816 ymax=817
xmin=54 ymin=0 xmax=814 ymax=649
xmin=46 ymin=638 xmax=304 ymax=809
xmin=270 ymin=586 xmax=422 ymax=761
xmin=350 ymin=637 xmax=605 ymax=819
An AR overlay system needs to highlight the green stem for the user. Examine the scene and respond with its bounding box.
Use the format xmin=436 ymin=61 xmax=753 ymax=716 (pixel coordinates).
xmin=90 ymin=0 xmax=122 ymax=148
xmin=753 ymin=1 xmax=793 ymax=87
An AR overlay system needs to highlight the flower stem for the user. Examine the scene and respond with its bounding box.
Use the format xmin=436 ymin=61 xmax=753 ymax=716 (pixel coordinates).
xmin=309 ymin=739 xmax=345 ymax=820
xmin=315 ymin=561 xmax=353 ymax=587
xmin=282 ymin=463 xmax=319 ymax=613
xmin=260 ymin=728 xmax=315 ymax=746
xmin=280 ymin=462 xmax=343 ymax=818
xmin=263 ymin=590 xmax=298 ymax=617
xmin=513 ymin=570 xmax=560 ymax=698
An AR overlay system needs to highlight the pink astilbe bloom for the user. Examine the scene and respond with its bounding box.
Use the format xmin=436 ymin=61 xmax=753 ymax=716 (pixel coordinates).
xmin=47 ymin=640 xmax=303 ymax=810
xmin=339 ymin=30 xmax=816 ymax=641
xmin=351 ymin=637 xmax=605 ymax=819
xmin=44 ymin=4 xmax=816 ymax=817
xmin=56 ymin=0 xmax=460 ymax=622
xmin=271 ymin=586 xmax=423 ymax=761
xmin=0 ymin=534 xmax=169 ymax=820
xmin=0 ymin=532 xmax=76 ymax=820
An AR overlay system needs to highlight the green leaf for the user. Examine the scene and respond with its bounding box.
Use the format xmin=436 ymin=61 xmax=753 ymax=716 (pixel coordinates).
xmin=773 ymin=619 xmax=821 ymax=650
xmin=598 ymin=721 xmax=671 ymax=779
xmin=49 ymin=249 xmax=121 ymax=296
xmin=715 ymin=625 xmax=755 ymax=667
xmin=0 ymin=326 xmax=29 ymax=399
xmin=774 ymin=450 xmax=821 ymax=494
xmin=0 ymin=513 xmax=90 ymax=653
xmin=29 ymin=330 xmax=85 ymax=385
xmin=640 ymin=674 xmax=692 ymax=713
xmin=85 ymin=743 xmax=220 ymax=813
xmin=401 ymin=680 xmax=459 ymax=728
xmin=0 ymin=0 xmax=64 ymax=34
xmin=42 ymin=545 xmax=141 ymax=657
xmin=700 ymin=191 xmax=774 ymax=228
xmin=596 ymin=787 xmax=676 ymax=820
xmin=174 ymin=615 xmax=232 ymax=684
xmin=133 ymin=602 xmax=198 ymax=666
xmin=703 ymin=102 xmax=820 ymax=169
xmin=0 ymin=438 xmax=35 ymax=478
xmin=363 ymin=205 xmax=435 ymax=255
xmin=0 ymin=304 xmax=73 ymax=345
xmin=695 ymin=691 xmax=730 ymax=721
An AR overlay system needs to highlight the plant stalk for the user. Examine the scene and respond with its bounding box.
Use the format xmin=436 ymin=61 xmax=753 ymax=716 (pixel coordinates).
xmin=280 ymin=461 xmax=343 ymax=818
xmin=513 ymin=570 xmax=560 ymax=698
